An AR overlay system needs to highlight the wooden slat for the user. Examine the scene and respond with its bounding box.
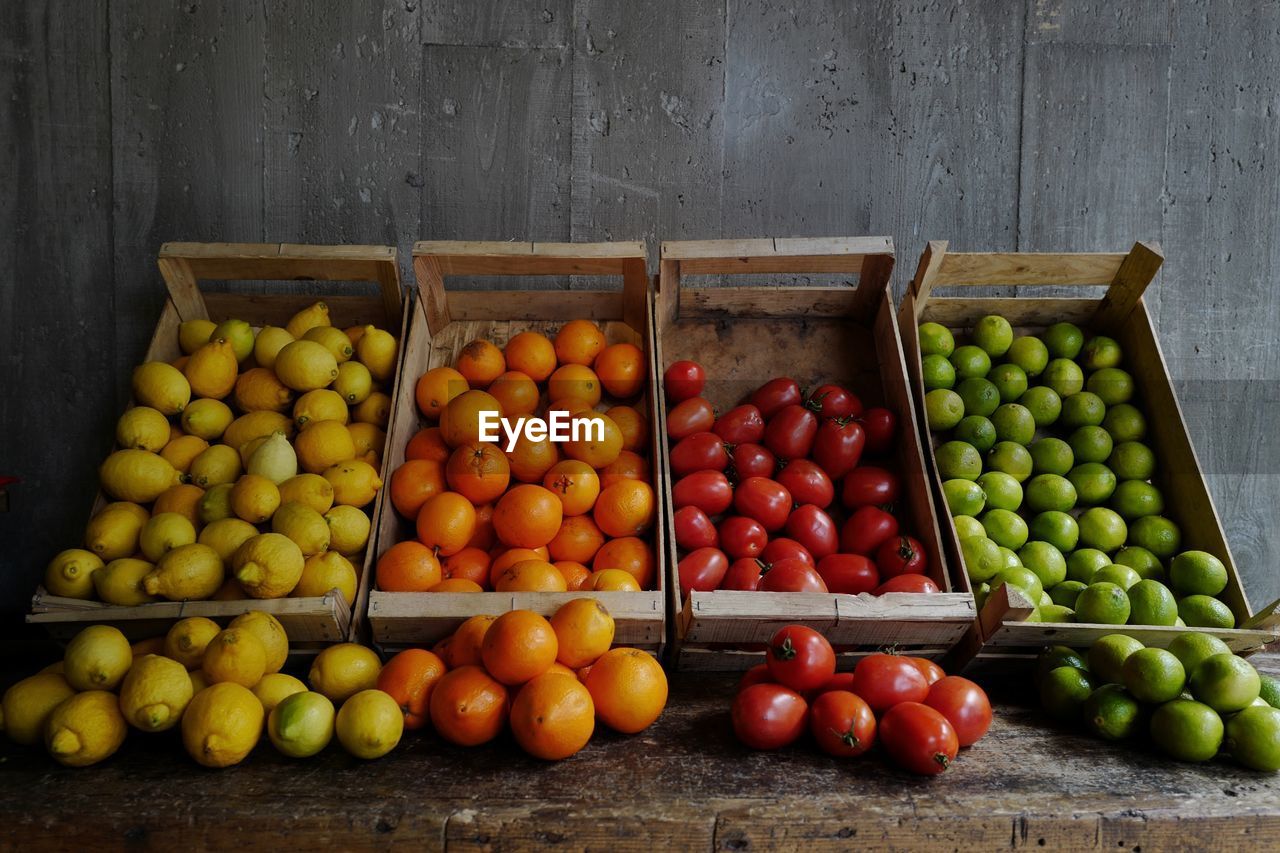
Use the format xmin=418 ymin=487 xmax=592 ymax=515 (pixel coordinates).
xmin=677 ymin=286 xmax=864 ymax=319
xmin=921 ymin=297 xmax=1101 ymax=329
xmin=1093 ymin=241 xmax=1165 ymax=331
xmin=447 ymin=290 xmax=625 ymax=322
xmin=931 ymin=252 xmax=1127 ymax=287
xmin=414 ymin=240 xmax=646 ymax=277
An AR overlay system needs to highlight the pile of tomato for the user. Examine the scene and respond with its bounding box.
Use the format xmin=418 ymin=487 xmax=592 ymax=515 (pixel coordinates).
xmin=663 ymin=360 xmax=937 ymax=595
xmin=731 ymin=626 xmax=992 ymax=774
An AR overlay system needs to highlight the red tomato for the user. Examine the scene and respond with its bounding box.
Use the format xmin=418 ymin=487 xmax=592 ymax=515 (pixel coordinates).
xmin=760 ymin=538 xmax=814 ymax=567
xmin=763 ymin=405 xmax=818 ymax=460
xmin=841 ymin=505 xmax=899 ymax=555
xmin=672 ymin=471 xmax=733 ymax=516
xmin=807 ymin=384 xmax=864 ymax=420
xmin=811 ymin=418 xmax=866 ymax=480
xmin=784 ymin=505 xmax=839 ymax=560
xmin=734 ymin=477 xmax=793 ymax=532
xmin=759 ymin=559 xmax=829 ymax=593
xmin=860 ymin=407 xmax=897 ymax=454
xmin=818 ymin=671 xmax=858 ymax=694
xmin=666 ymin=397 xmax=715 ymax=440
xmin=875 ymin=575 xmax=940 ymax=595
xmin=713 ymin=405 xmax=766 ymax=444
xmin=718 ymin=516 xmax=767 ymax=559
xmin=673 ymin=506 xmax=719 ymax=551
xmin=730 ymin=443 xmax=776 ymax=480
xmin=663 ymin=360 xmax=705 ymax=403
xmin=924 ymin=676 xmax=992 ymax=747
xmin=750 ymin=378 xmax=803 ymax=419
xmin=670 ymin=431 xmax=729 ymax=477
xmin=841 ymin=466 xmax=900 ymax=509
xmin=809 ymin=690 xmax=876 ymax=757
xmin=738 ymin=663 xmax=773 ymax=693
xmin=851 ymin=653 xmax=930 ymax=713
xmin=731 ymin=683 xmax=809 ymax=750
xmin=909 ymin=657 xmax=946 ymax=686
xmin=766 ymin=626 xmax=836 ymax=693
xmin=876 ymin=535 xmax=927 ymax=578
xmin=776 ymin=459 xmax=835 ymax=508
xmin=879 ymin=702 xmax=959 ymax=775
xmin=678 ymin=547 xmax=729 ymax=593
xmin=816 ymin=553 xmax=879 ymax=595
xmin=722 ymin=557 xmax=767 ymax=591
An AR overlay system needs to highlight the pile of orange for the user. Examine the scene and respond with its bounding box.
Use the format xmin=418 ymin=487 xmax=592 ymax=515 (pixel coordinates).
xmin=378 ymin=321 xmax=658 ymax=594
xmin=376 ymin=599 xmax=668 ymax=760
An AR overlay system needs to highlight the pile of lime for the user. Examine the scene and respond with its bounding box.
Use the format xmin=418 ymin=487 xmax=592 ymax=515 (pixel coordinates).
xmin=1037 ymin=635 xmax=1280 ymax=770
xmin=918 ymin=317 xmax=1236 ymax=627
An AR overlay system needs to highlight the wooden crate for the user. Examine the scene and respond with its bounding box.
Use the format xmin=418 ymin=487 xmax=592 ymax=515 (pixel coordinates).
xmin=656 ymin=237 xmax=976 ymax=671
xmin=898 ymin=241 xmax=1280 ymax=669
xmin=28 ymin=242 xmax=407 ymax=649
xmin=367 ymin=241 xmax=665 ymax=654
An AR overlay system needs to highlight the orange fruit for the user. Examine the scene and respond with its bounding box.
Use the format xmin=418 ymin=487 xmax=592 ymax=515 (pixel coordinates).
xmin=377 ymin=541 xmax=443 ymax=592
xmin=575 ymin=665 xmax=593 ymax=685
xmin=404 ymin=427 xmax=451 ymax=463
xmin=376 ymin=649 xmax=446 ymax=730
xmin=594 ymin=343 xmax=646 ymax=398
xmin=592 ymin=536 xmax=655 ymax=589
xmin=593 ymin=479 xmax=655 ymax=538
xmin=547 ymin=364 xmax=602 ymax=407
xmin=554 ymin=561 xmax=592 ymax=591
xmin=585 ymin=647 xmax=668 ymax=733
xmin=493 ymin=484 xmax=563 ymax=549
xmin=545 ymin=662 xmax=577 ymax=678
xmin=415 ymin=492 xmax=477 ymax=556
xmin=416 ymin=367 xmax=469 ymax=419
xmin=442 ymin=546 xmax=491 ymax=588
xmin=564 ymin=413 xmax=624 ymax=468
xmin=547 ymin=515 xmax=606 ymax=564
xmin=431 ymin=636 xmax=451 ymax=660
xmin=489 ymin=548 xmax=549 ymax=588
xmin=506 ymin=433 xmax=560 ymax=483
xmin=504 ymin=331 xmax=557 ymax=382
xmin=605 ymin=405 xmax=649 ymax=453
xmin=480 ymin=610 xmax=558 ymax=685
xmin=390 ymin=458 xmax=446 ymax=519
xmin=154 ymin=483 xmax=205 ymax=527
xmin=554 ymin=319 xmax=607 ymax=366
xmin=542 ymin=460 xmax=601 ymax=517
xmin=546 ymin=397 xmax=595 ymax=419
xmin=487 ymin=371 xmax=540 ymax=418
xmin=551 ymin=598 xmax=616 ymax=668
xmin=588 ymin=569 xmax=642 ymax=591
xmin=440 ymin=390 xmax=503 ymax=449
xmin=598 ymin=451 xmax=650 ymax=488
xmin=429 ymin=665 xmax=509 ymax=747
xmin=496 ymin=560 xmax=569 ymax=593
xmin=446 ymin=442 xmax=511 ymax=505
xmin=510 ymin=673 xmax=595 ymax=760
xmin=430 ymin=578 xmax=483 ymax=592
xmin=446 ymin=614 xmax=497 ymax=668
xmin=467 ymin=503 xmax=497 ymax=551
xmin=455 ymin=339 xmax=505 ymax=389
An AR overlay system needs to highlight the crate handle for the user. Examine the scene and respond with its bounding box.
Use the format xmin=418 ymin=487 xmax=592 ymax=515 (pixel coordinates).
xmin=410 ymin=241 xmax=650 ymax=335
xmin=156 ymin=242 xmax=403 ymax=327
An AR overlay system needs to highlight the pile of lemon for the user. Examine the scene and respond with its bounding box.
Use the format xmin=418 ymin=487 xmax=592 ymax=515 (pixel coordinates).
xmin=0 ymin=618 xmax=403 ymax=766
xmin=44 ymin=302 xmax=399 ymax=606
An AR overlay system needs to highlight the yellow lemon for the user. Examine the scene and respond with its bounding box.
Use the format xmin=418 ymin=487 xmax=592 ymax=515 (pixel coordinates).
xmin=93 ymin=558 xmax=159 ymax=605
xmin=230 ymin=474 xmax=281 ymax=524
xmin=189 ymin=444 xmax=242 ymax=488
xmin=197 ymin=482 xmax=235 ymax=523
xmin=271 ymin=501 xmax=331 ymax=556
xmin=234 ymin=367 xmax=294 ymax=413
xmin=294 ymin=420 xmax=356 ymax=474
xmin=246 ymin=432 xmax=298 ymax=485
xmin=211 ymin=576 xmax=245 ymax=600
xmin=355 ymin=327 xmax=398 ymax=384
xmin=323 ymin=460 xmax=383 ymax=508
xmin=143 ymin=543 xmax=225 ymax=600
xmin=198 ymin=517 xmax=258 ymax=563
xmin=188 ymin=669 xmax=210 ymax=693
xmin=84 ymin=501 xmax=150 ymax=561
xmin=132 ymin=361 xmax=191 ymax=415
xmin=99 ymin=449 xmax=181 ymax=503
xmin=228 ymin=611 xmax=290 ymax=674
xmin=275 ymin=340 xmax=339 ymax=392
xmin=184 ymin=338 xmax=239 ymax=399
xmin=43 ymin=549 xmax=104 ymax=600
xmin=237 ymin=435 xmax=269 ymax=468
xmin=309 ymin=644 xmax=381 ymax=704
xmin=164 ymin=616 xmax=222 ymax=669
xmin=347 ymin=422 xmax=385 ymax=468
xmin=139 ymin=512 xmax=197 ymax=562
xmin=202 ymin=628 xmax=267 ymax=687
xmin=160 ymin=434 xmax=209 ymax=474
xmin=180 ymin=397 xmax=234 ymax=441
xmin=119 ymin=654 xmax=194 ymax=732
xmin=285 ymin=301 xmax=331 ymax=340
xmin=224 ymin=410 xmax=294 ymax=453
xmin=64 ymin=624 xmax=133 ymax=691
xmin=253 ymin=325 xmax=295 ymax=370
xmin=152 ymin=483 xmax=205 ymax=527
xmin=352 ymin=391 xmax=391 ymax=428
xmin=293 ymin=551 xmax=357 ymax=602
xmin=268 ymin=691 xmax=334 ymax=757
xmin=178 ymin=319 xmax=217 ymax=355
xmin=252 ymin=673 xmax=307 ymax=713
xmin=44 ymin=691 xmax=127 ymax=767
xmin=182 ymin=682 xmax=263 ymax=767
xmin=335 ymin=689 xmax=403 ymax=759
xmin=116 ymin=406 xmax=172 ymax=452
xmin=211 ymin=319 xmax=254 ymax=362
xmin=293 ymin=388 xmax=349 ymax=430
xmin=233 ymin=532 xmax=305 ymax=599
xmin=303 ymin=326 xmax=354 ymax=363
xmin=278 ymin=474 xmax=335 ymax=515
xmin=131 ymin=637 xmax=166 ymax=657
xmin=324 ymin=505 xmax=371 ymax=555
xmin=332 ymin=361 xmax=372 ymax=405
xmin=1 ymin=673 xmax=75 ymax=746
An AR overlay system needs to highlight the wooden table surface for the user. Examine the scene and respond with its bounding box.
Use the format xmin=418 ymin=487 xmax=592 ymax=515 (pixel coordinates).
xmin=3 ymin=657 xmax=1279 ymax=852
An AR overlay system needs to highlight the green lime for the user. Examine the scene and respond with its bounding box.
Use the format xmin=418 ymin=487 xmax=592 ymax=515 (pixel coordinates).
xmin=960 ymin=535 xmax=1005 ymax=583
xmin=925 ymin=389 xmax=966 ymax=431
xmin=1086 ymin=367 xmax=1134 ymax=405
xmin=981 ymin=509 xmax=1029 ymax=551
xmin=1068 ymin=425 xmax=1114 ymax=464
xmin=1041 ymin=665 xmax=1096 ymax=721
xmin=1037 ymin=645 xmax=1089 ymax=686
xmin=1030 ymin=437 xmax=1075 ymax=476
xmin=988 ymin=363 xmax=1029 ymax=402
xmin=1167 ymin=633 xmax=1232 ymax=677
xmin=1092 ymin=563 xmax=1142 ymax=591
xmin=1040 ymin=604 xmax=1075 ymax=623
xmin=1084 ymin=683 xmax=1144 ymax=740
xmin=1029 ymin=511 xmax=1079 ymax=553
xmin=1075 ymin=582 xmax=1131 ymax=624
xmin=1103 ymin=403 xmax=1147 ymax=443
xmin=1127 ymin=579 xmax=1179 ymax=626
xmin=1038 ymin=590 xmax=1053 ymax=607
xmin=936 ymin=440 xmax=983 ymax=480
xmin=991 ymin=403 xmax=1036 ymax=444
xmin=985 ymin=441 xmax=1034 ymax=482
xmin=1123 ymin=647 xmax=1186 ymax=703
xmin=1066 ymin=549 xmax=1111 ymax=584
xmin=1019 ymin=541 xmax=1067 ymax=588
xmin=1177 ymin=595 xmax=1235 ymax=629
xmin=1128 ymin=516 xmax=1181 ymax=559
xmin=1007 ymin=336 xmax=1050 ymax=377
xmin=957 ymin=377 xmax=1001 ymax=417
xmin=1150 ymin=699 xmax=1223 ymax=762
xmin=1111 ymin=480 xmax=1164 ymax=520
xmin=953 ymin=515 xmax=986 ymax=540
xmin=919 ymin=322 xmax=955 ymax=357
xmin=1225 ymin=706 xmax=1280 ymax=771
xmin=1068 ymin=462 xmax=1117 ymax=505
xmin=954 ymin=416 xmax=997 ymax=453
xmin=921 ymin=354 xmax=957 ymax=390
xmin=1109 ymin=441 xmax=1156 ymax=481
xmin=1060 ymin=392 xmax=1107 ymax=430
xmin=1190 ymin=653 xmax=1260 ymax=713
xmin=1020 ymin=386 xmax=1062 ymax=428
xmin=972 ymin=315 xmax=1014 ymax=357
xmin=1089 ymin=634 xmax=1146 ymax=683
xmin=1050 ymin=580 xmax=1087 ymax=608
xmin=1169 ymin=551 xmax=1229 ymax=597
xmin=1257 ymin=675 xmax=1280 ymax=709
xmin=1042 ymin=358 xmax=1085 ymax=398
xmin=1025 ymin=474 xmax=1077 ymax=513
xmin=1081 ymin=335 xmax=1123 ymax=370
xmin=269 ymin=691 xmax=337 ymax=758
xmin=973 ymin=581 xmax=991 ymax=611
xmin=942 ymin=479 xmax=987 ymax=517
xmin=976 ymin=471 xmax=1023 ymax=511
xmin=998 ymin=546 xmax=1023 ymax=569
xmin=993 ymin=565 xmax=1045 ymax=603
xmin=1078 ymin=507 xmax=1128 ymax=552
xmin=1114 ymin=545 xmax=1163 ymax=578
xmin=951 ymin=345 xmax=992 ymax=381
xmin=1044 ymin=322 xmax=1085 ymax=359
